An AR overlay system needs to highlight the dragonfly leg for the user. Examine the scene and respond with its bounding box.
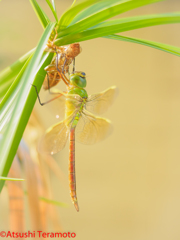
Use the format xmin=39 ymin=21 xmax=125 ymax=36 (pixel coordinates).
xmin=72 ymin=58 xmax=75 ymax=74
xmin=61 ymin=73 xmax=70 ymax=85
xmin=54 ymin=49 xmax=69 ymax=87
xmin=31 ymin=84 xmax=63 ymax=106
xmin=62 ymin=57 xmax=67 ymax=74
xmin=54 ymin=48 xmax=63 ymax=74
xmin=55 ymin=50 xmax=61 ymax=72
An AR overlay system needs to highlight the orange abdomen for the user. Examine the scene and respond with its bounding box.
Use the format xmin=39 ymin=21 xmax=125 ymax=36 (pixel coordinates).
xmin=69 ymin=128 xmax=79 ymax=211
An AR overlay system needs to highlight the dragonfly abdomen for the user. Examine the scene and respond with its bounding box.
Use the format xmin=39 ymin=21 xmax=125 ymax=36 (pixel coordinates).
xmin=67 ymin=101 xmax=84 ymax=211
xmin=69 ymin=127 xmax=79 ymax=211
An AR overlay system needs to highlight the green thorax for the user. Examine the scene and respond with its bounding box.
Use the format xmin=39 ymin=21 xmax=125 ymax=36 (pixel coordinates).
xmin=68 ymin=71 xmax=88 ymax=99
xmin=65 ymin=72 xmax=88 ymax=127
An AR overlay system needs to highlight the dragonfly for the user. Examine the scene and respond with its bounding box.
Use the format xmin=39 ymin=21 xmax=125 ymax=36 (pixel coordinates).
xmin=43 ymin=31 xmax=81 ymax=89
xmin=33 ymin=72 xmax=118 ymax=211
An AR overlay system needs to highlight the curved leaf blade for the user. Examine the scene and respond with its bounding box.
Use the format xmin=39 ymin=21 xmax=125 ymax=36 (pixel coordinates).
xmin=40 ymin=196 xmax=68 ymax=207
xmin=58 ymin=0 xmax=102 ymax=31
xmin=0 ymin=23 xmax=55 ymax=193
xmin=46 ymin=0 xmax=58 ymax=22
xmin=104 ymin=34 xmax=180 ymax=57
xmin=69 ymin=0 xmax=165 ymax=26
xmin=71 ymin=0 xmax=77 ymax=8
xmin=55 ymin=12 xmax=180 ymax=45
xmin=0 ymin=51 xmax=34 ymax=101
xmin=0 ymin=49 xmax=34 ymax=88
xmin=0 ymin=80 xmax=14 ymax=100
xmin=58 ymin=0 xmax=165 ymax=38
xmin=30 ymin=0 xmax=50 ymax=29
xmin=91 ymin=12 xmax=180 ymax=29
xmin=0 ymin=55 xmax=33 ymax=126
xmin=69 ymin=0 xmax=122 ymax=26
xmin=24 ymin=190 xmax=68 ymax=207
xmin=0 ymin=177 xmax=25 ymax=181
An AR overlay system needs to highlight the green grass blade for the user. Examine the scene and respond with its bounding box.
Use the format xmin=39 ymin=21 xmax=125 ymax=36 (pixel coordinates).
xmin=0 ymin=177 xmax=24 ymax=181
xmin=0 ymin=51 xmax=34 ymax=101
xmin=55 ymin=12 xmax=180 ymax=45
xmin=0 ymin=49 xmax=34 ymax=88
xmin=39 ymin=196 xmax=68 ymax=207
xmin=0 ymin=52 xmax=51 ymax=135
xmin=71 ymin=0 xmax=77 ymax=8
xmin=0 ymin=79 xmax=14 ymax=100
xmin=30 ymin=0 xmax=50 ymax=29
xmin=51 ymin=0 xmax=56 ymax=11
xmin=69 ymin=0 xmax=165 ymax=26
xmin=104 ymin=34 xmax=180 ymax=57
xmin=24 ymin=190 xmax=68 ymax=207
xmin=58 ymin=0 xmax=165 ymax=38
xmin=0 ymin=54 xmax=33 ymax=115
xmin=58 ymin=0 xmax=102 ymax=31
xmin=0 ymin=53 xmax=52 ymax=135
xmin=69 ymin=0 xmax=123 ymax=26
xmin=0 ymin=23 xmax=55 ymax=193
xmin=46 ymin=0 xmax=58 ymax=22
xmin=91 ymin=12 xmax=180 ymax=29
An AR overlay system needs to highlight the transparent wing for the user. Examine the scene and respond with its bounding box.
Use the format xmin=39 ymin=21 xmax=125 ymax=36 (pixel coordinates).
xmin=45 ymin=89 xmax=83 ymax=120
xmin=76 ymin=109 xmax=113 ymax=145
xmin=44 ymin=89 xmax=66 ymax=120
xmin=38 ymin=113 xmax=76 ymax=155
xmin=86 ymin=86 xmax=118 ymax=115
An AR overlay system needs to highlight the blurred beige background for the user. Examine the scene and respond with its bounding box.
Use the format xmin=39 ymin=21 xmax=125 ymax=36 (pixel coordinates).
xmin=1 ymin=0 xmax=180 ymax=239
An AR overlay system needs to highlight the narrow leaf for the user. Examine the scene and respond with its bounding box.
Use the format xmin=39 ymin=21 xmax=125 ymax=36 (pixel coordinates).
xmin=0 ymin=177 xmax=24 ymax=181
xmin=55 ymin=12 xmax=180 ymax=45
xmin=0 ymin=55 xmax=33 ymax=125
xmin=104 ymin=34 xmax=180 ymax=57
xmin=69 ymin=0 xmax=122 ymax=26
xmin=58 ymin=0 xmax=102 ymax=31
xmin=24 ymin=190 xmax=68 ymax=207
xmin=91 ymin=12 xmax=180 ymax=30
xmin=51 ymin=0 xmax=56 ymax=11
xmin=0 ymin=23 xmax=55 ymax=193
xmin=71 ymin=0 xmax=77 ymax=8
xmin=0 ymin=49 xmax=34 ymax=88
xmin=58 ymin=0 xmax=165 ymax=38
xmin=46 ymin=0 xmax=58 ymax=22
xmin=40 ymin=197 xmax=68 ymax=207
xmin=30 ymin=0 xmax=50 ymax=29
xmin=0 ymin=79 xmax=14 ymax=100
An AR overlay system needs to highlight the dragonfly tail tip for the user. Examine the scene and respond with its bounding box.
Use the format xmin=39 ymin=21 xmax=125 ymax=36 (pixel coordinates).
xmin=74 ymin=202 xmax=79 ymax=212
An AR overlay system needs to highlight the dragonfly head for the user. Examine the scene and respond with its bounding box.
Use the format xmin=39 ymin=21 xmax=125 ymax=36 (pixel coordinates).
xmin=70 ymin=71 xmax=87 ymax=89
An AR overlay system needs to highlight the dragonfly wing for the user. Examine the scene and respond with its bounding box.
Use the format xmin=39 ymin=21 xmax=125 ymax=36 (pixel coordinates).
xmin=46 ymin=90 xmax=83 ymax=120
xmin=76 ymin=109 xmax=113 ymax=145
xmin=86 ymin=86 xmax=118 ymax=115
xmin=39 ymin=92 xmax=83 ymax=154
xmin=44 ymin=89 xmax=66 ymax=120
xmin=38 ymin=111 xmax=78 ymax=155
xmin=39 ymin=120 xmax=69 ymax=155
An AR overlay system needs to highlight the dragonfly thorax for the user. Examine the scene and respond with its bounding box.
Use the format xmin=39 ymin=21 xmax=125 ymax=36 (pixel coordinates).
xmin=68 ymin=88 xmax=88 ymax=99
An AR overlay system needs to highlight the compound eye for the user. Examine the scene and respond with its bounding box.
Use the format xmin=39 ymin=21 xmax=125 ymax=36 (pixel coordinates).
xmin=74 ymin=71 xmax=86 ymax=78
xmin=70 ymin=74 xmax=87 ymax=88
